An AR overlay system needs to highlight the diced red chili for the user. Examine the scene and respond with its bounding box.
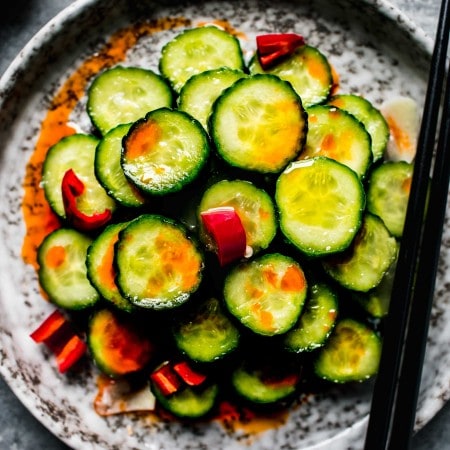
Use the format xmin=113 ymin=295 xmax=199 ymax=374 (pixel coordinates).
xmin=150 ymin=362 xmax=182 ymax=396
xmin=30 ymin=309 xmax=87 ymax=373
xmin=200 ymin=207 xmax=247 ymax=266
xmin=173 ymin=361 xmax=207 ymax=387
xmin=61 ymin=169 xmax=112 ymax=231
xmin=256 ymin=33 xmax=305 ymax=69
xmin=30 ymin=310 xmax=66 ymax=343
xmin=56 ymin=334 xmax=87 ymax=373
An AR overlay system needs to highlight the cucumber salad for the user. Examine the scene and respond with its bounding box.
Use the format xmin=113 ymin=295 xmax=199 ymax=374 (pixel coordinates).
xmin=30 ymin=24 xmax=416 ymax=420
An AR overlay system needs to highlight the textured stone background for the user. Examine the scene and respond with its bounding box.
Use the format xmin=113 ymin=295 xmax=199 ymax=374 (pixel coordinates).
xmin=0 ymin=0 xmax=446 ymax=449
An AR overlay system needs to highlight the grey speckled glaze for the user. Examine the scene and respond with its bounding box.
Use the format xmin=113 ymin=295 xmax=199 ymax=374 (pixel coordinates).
xmin=0 ymin=0 xmax=446 ymax=449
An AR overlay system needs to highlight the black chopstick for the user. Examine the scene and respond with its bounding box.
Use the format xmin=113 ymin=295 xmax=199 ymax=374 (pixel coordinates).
xmin=386 ymin=53 xmax=450 ymax=450
xmin=364 ymin=0 xmax=450 ymax=448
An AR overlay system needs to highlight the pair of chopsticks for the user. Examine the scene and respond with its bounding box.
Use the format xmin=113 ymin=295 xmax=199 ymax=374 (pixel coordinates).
xmin=364 ymin=0 xmax=450 ymax=448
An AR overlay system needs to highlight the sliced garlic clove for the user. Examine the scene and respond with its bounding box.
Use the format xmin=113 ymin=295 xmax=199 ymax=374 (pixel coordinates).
xmin=381 ymin=96 xmax=420 ymax=163
xmin=94 ymin=374 xmax=156 ymax=416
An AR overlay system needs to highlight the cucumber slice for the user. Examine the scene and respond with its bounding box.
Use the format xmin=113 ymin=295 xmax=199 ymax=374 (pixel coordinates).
xmin=314 ymin=318 xmax=381 ymax=383
xmin=38 ymin=228 xmax=99 ymax=310
xmin=284 ymin=283 xmax=338 ymax=353
xmin=210 ymin=74 xmax=307 ymax=173
xmin=275 ymin=157 xmax=365 ymax=257
xmin=322 ymin=213 xmax=398 ymax=292
xmin=178 ymin=68 xmax=247 ymax=130
xmin=152 ymin=382 xmax=219 ymax=419
xmin=95 ymin=123 xmax=146 ymax=208
xmin=115 ymin=214 xmax=204 ymax=310
xmin=223 ymin=253 xmax=308 ymax=336
xmin=198 ymin=179 xmax=277 ymax=254
xmin=353 ymin=257 xmax=397 ymax=318
xmin=300 ymin=105 xmax=372 ymax=178
xmin=88 ymin=308 xmax=154 ymax=377
xmin=87 ymin=66 xmax=173 ymax=135
xmin=42 ymin=133 xmax=116 ymax=219
xmin=172 ymin=297 xmax=240 ymax=363
xmin=122 ymin=108 xmax=210 ymax=195
xmin=86 ymin=222 xmax=135 ymax=313
xmin=329 ymin=94 xmax=389 ymax=162
xmin=231 ymin=358 xmax=301 ymax=404
xmin=159 ymin=26 xmax=245 ymax=92
xmin=249 ymin=45 xmax=333 ymax=107
xmin=367 ymin=161 xmax=413 ymax=238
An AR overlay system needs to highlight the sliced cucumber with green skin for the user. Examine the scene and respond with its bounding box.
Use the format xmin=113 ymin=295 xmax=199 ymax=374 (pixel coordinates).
xmin=329 ymin=94 xmax=389 ymax=162
xmin=198 ymin=179 xmax=277 ymax=255
xmin=352 ymin=257 xmax=397 ymax=318
xmin=314 ymin=318 xmax=382 ymax=383
xmin=152 ymin=382 xmax=219 ymax=419
xmin=275 ymin=157 xmax=365 ymax=257
xmin=42 ymin=134 xmax=116 ymax=219
xmin=95 ymin=123 xmax=146 ymax=208
xmin=86 ymin=222 xmax=135 ymax=313
xmin=87 ymin=66 xmax=173 ymax=135
xmin=300 ymin=105 xmax=372 ymax=178
xmin=38 ymin=228 xmax=99 ymax=310
xmin=231 ymin=358 xmax=301 ymax=405
xmin=178 ymin=68 xmax=247 ymax=130
xmin=284 ymin=283 xmax=338 ymax=353
xmin=367 ymin=161 xmax=413 ymax=238
xmin=88 ymin=308 xmax=154 ymax=377
xmin=223 ymin=253 xmax=307 ymax=336
xmin=209 ymin=74 xmax=307 ymax=174
xmin=159 ymin=26 xmax=245 ymax=93
xmin=115 ymin=214 xmax=204 ymax=310
xmin=249 ymin=45 xmax=333 ymax=108
xmin=122 ymin=108 xmax=210 ymax=195
xmin=172 ymin=297 xmax=240 ymax=363
xmin=322 ymin=213 xmax=398 ymax=292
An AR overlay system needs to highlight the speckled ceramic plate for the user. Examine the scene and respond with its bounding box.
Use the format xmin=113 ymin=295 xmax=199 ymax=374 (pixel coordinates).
xmin=0 ymin=0 xmax=445 ymax=449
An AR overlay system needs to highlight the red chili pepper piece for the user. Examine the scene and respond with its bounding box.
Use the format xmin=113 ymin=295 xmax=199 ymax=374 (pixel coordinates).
xmin=61 ymin=169 xmax=112 ymax=231
xmin=56 ymin=334 xmax=87 ymax=373
xmin=263 ymin=371 xmax=301 ymax=388
xmin=30 ymin=310 xmax=66 ymax=343
xmin=173 ymin=361 xmax=207 ymax=387
xmin=150 ymin=362 xmax=182 ymax=396
xmin=256 ymin=33 xmax=305 ymax=70
xmin=200 ymin=207 xmax=247 ymax=266
xmin=30 ymin=309 xmax=87 ymax=373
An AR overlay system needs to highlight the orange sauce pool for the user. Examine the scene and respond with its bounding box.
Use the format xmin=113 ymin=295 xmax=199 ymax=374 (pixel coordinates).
xmin=20 ymin=15 xmax=298 ymax=439
xmin=21 ymin=16 xmax=191 ymax=269
xmin=212 ymin=401 xmax=291 ymax=442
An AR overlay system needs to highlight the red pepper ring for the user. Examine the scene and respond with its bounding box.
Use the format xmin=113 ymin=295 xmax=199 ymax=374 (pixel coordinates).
xmin=200 ymin=207 xmax=247 ymax=266
xmin=256 ymin=33 xmax=305 ymax=70
xmin=61 ymin=169 xmax=112 ymax=231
